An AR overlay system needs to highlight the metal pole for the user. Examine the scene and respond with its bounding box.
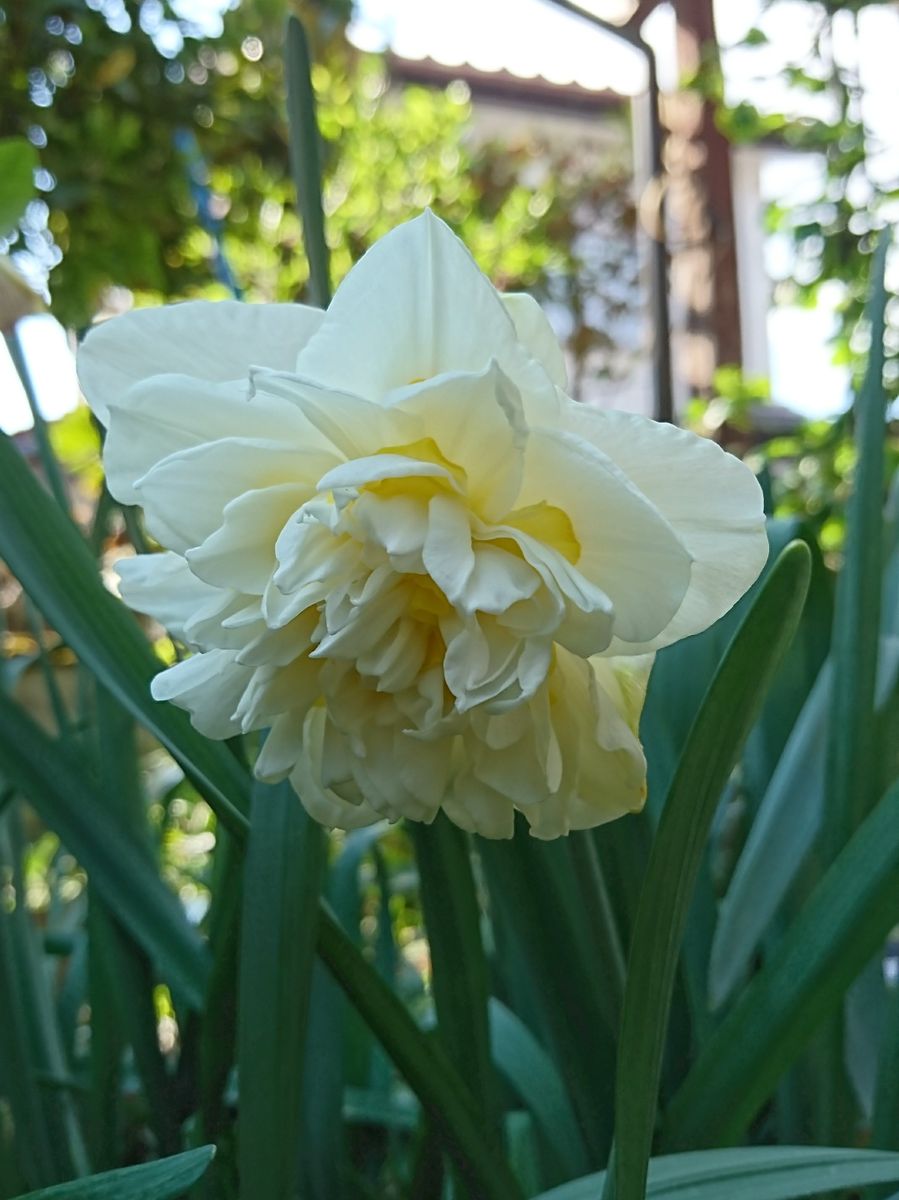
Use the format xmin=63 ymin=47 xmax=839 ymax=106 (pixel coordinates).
xmin=642 ymin=45 xmax=674 ymax=423
xmin=541 ymin=0 xmax=674 ymax=422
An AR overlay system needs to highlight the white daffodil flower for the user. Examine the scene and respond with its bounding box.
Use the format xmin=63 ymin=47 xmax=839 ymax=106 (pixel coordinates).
xmin=78 ymin=212 xmax=767 ymax=839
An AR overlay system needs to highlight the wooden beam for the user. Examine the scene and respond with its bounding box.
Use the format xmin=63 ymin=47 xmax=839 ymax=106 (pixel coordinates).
xmin=670 ymin=0 xmax=743 ymax=377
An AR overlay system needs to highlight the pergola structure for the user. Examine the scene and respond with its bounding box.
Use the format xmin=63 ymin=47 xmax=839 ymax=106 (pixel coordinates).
xmin=544 ymin=0 xmax=741 ymax=423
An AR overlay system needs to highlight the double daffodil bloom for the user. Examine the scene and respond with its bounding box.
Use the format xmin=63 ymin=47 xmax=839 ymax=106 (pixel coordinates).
xmin=79 ymin=212 xmax=767 ymax=838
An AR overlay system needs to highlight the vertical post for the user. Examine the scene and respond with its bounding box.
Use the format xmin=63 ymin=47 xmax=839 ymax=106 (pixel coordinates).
xmin=643 ymin=46 xmax=674 ymax=423
xmin=673 ymin=0 xmax=742 ymax=370
xmin=542 ymin=0 xmax=674 ymax=421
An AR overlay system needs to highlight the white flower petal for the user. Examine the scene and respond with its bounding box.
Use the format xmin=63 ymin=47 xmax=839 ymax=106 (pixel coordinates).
xmin=445 ymin=764 xmax=516 ymax=838
xmin=523 ymin=651 xmax=650 ymax=839
xmin=291 ymin=709 xmax=383 ymax=830
xmin=463 ymin=543 xmax=540 ymax=616
xmin=136 ymin=438 xmax=338 ymax=554
xmin=115 ymin=552 xmax=218 ymax=642
xmin=101 ymin=377 xmax=313 ymax=506
xmin=251 ymin=371 xmax=417 ymax=459
xmin=78 ymin=299 xmax=324 ymax=424
xmin=560 ymin=405 xmax=768 ymax=652
xmin=186 ymin=483 xmax=306 ymax=594
xmin=316 ymin=453 xmax=458 ymax=496
xmin=388 ymin=361 xmax=526 ymax=520
xmin=295 ymin=211 xmax=557 ymax=412
xmin=254 ymin=713 xmax=302 ymax=783
xmin=150 ymin=649 xmax=253 ymax=738
xmin=514 ymin=428 xmax=693 ymax=646
xmin=502 ymin=292 xmax=567 ymax=389
xmin=422 ymin=493 xmax=475 ymax=604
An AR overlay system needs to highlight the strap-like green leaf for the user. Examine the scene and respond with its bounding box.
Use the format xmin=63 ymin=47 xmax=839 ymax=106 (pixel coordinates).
xmin=535 ymin=1147 xmax=899 ymax=1200
xmin=489 ymin=998 xmax=591 ymax=1185
xmin=822 ymin=231 xmax=890 ymax=857
xmin=0 ymin=691 xmax=210 ymax=1010
xmin=664 ymin=779 xmax=899 ymax=1148
xmin=10 ymin=1147 xmax=215 ymax=1200
xmin=479 ymin=827 xmax=617 ymax=1165
xmin=238 ymin=780 xmax=327 ymax=1200
xmin=412 ymin=815 xmax=499 ymax=1143
xmin=285 ymin=14 xmax=331 ymax=307
xmin=316 ymin=907 xmax=525 ymax=1200
xmin=0 ymin=430 xmax=250 ymax=837
xmin=611 ymin=541 xmax=812 ymax=1200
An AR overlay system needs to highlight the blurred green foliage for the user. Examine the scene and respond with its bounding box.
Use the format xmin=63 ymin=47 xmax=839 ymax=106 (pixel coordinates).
xmin=695 ymin=0 xmax=899 ymax=394
xmin=0 ymin=138 xmax=37 ymax=238
xmin=0 ymin=0 xmax=638 ymax=394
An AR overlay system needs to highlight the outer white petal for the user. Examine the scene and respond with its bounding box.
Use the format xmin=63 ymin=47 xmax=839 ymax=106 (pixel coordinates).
xmin=150 ymin=649 xmax=253 ymax=739
xmin=101 ymin=376 xmax=313 ymax=505
xmin=559 ymin=405 xmax=768 ymax=653
xmin=515 ymin=428 xmax=693 ymax=646
xmin=115 ymin=551 xmax=218 ymax=642
xmin=502 ymin=292 xmax=567 ymax=389
xmin=135 ymin=438 xmax=339 ymax=554
xmin=78 ymin=299 xmax=324 ymax=424
xmin=294 ymin=211 xmax=557 ymax=413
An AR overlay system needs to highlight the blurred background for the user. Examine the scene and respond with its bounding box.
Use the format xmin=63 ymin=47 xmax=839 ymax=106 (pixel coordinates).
xmin=3 ymin=0 xmax=899 ymax=526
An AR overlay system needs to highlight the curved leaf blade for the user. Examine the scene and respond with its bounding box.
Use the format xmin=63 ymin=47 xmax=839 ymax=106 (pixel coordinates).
xmin=663 ymin=779 xmax=899 ymax=1149
xmin=238 ymin=780 xmax=326 ymax=1200
xmin=612 ymin=541 xmax=812 ymax=1200
xmin=412 ymin=815 xmax=499 ymax=1142
xmin=0 ymin=431 xmax=250 ymax=836
xmin=489 ymin=998 xmax=591 ymax=1185
xmin=0 ymin=690 xmax=210 ymax=1010
xmin=11 ymin=1146 xmax=215 ymax=1200
xmin=536 ymin=1147 xmax=899 ymax=1200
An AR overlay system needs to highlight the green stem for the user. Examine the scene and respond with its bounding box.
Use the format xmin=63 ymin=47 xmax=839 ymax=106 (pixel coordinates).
xmin=569 ymin=830 xmax=627 ymax=1032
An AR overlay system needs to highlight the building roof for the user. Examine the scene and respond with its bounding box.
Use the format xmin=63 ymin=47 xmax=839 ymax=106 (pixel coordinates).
xmin=349 ymin=0 xmax=648 ymax=97
xmin=386 ymin=53 xmax=626 ymax=116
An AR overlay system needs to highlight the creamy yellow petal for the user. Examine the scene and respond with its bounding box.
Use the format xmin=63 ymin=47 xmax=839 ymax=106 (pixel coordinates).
xmin=558 ymin=404 xmax=768 ymax=653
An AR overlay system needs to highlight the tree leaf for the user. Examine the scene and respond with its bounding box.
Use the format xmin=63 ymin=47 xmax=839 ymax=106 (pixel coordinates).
xmin=0 ymin=138 xmax=37 ymax=236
